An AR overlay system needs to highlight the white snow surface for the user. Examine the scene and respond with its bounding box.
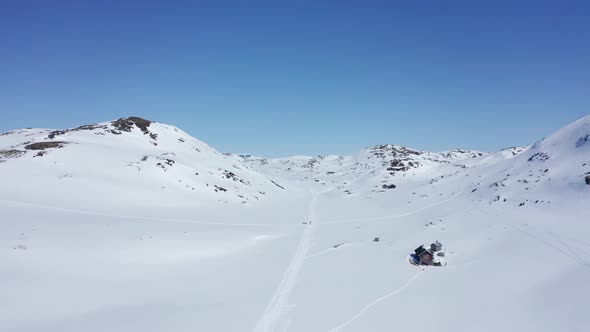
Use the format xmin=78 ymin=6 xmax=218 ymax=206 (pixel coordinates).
xmin=1 ymin=116 xmax=589 ymax=332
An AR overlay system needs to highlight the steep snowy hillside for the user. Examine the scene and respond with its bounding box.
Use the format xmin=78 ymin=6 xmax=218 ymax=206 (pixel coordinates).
xmin=465 ymin=115 xmax=590 ymax=207
xmin=1 ymin=115 xmax=589 ymax=332
xmin=0 ymin=117 xmax=289 ymax=211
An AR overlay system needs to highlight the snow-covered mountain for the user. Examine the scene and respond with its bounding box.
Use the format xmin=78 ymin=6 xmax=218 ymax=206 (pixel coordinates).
xmin=243 ymin=144 xmax=487 ymax=189
xmin=0 ymin=117 xmax=289 ymax=211
xmin=1 ymin=115 xmax=589 ymax=332
xmin=245 ymin=116 xmax=590 ymax=206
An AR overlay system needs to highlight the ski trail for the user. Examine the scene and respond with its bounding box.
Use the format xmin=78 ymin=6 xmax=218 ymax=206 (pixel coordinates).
xmin=0 ymin=199 xmax=300 ymax=228
xmin=254 ymin=192 xmax=321 ymax=332
xmin=321 ymin=190 xmax=463 ymax=225
xmin=477 ymin=207 xmax=590 ymax=269
xmin=305 ymin=247 xmax=338 ymax=260
xmin=327 ymin=270 xmax=424 ymax=332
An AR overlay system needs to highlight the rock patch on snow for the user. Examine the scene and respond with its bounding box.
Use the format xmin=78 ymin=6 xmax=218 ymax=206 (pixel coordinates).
xmin=0 ymin=149 xmax=26 ymax=162
xmin=24 ymin=141 xmax=68 ymax=150
xmin=576 ymin=135 xmax=589 ymax=148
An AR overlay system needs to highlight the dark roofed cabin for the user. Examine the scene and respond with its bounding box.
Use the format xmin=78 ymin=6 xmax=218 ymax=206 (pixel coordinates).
xmin=414 ymin=245 xmax=434 ymax=266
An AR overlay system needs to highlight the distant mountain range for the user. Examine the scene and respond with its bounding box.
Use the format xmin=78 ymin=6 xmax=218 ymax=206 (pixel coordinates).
xmin=1 ymin=115 xmax=589 ymax=209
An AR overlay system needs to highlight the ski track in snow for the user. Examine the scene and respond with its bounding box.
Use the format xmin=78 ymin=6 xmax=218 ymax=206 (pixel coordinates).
xmin=305 ymin=247 xmax=340 ymax=260
xmin=476 ymin=207 xmax=590 ymax=268
xmin=327 ymin=270 xmax=425 ymax=332
xmin=253 ymin=191 xmax=322 ymax=332
xmin=321 ymin=190 xmax=463 ymax=225
xmin=255 ymin=189 xmax=459 ymax=331
xmin=0 ymin=199 xmax=301 ymax=228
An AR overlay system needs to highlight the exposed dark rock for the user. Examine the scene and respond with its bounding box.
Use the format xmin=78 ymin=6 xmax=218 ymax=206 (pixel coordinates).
xmin=156 ymin=158 xmax=175 ymax=170
xmin=0 ymin=131 xmax=15 ymax=136
xmin=528 ymin=152 xmax=549 ymax=162
xmin=214 ymin=185 xmax=227 ymax=192
xmin=576 ymin=135 xmax=589 ymax=148
xmin=270 ymin=180 xmax=285 ymax=190
xmin=48 ymin=124 xmax=108 ymax=139
xmin=111 ymin=117 xmax=152 ymax=133
xmin=489 ymin=181 xmax=505 ymax=188
xmin=585 ymin=175 xmax=590 ymax=185
xmin=382 ymin=184 xmax=396 ymax=189
xmin=222 ymin=170 xmax=250 ymax=185
xmin=47 ymin=130 xmax=67 ymax=139
xmin=110 ymin=117 xmax=157 ymax=140
xmin=0 ymin=149 xmax=25 ymax=158
xmin=25 ymin=141 xmax=67 ymax=150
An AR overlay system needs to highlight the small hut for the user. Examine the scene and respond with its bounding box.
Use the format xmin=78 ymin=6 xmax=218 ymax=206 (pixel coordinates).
xmin=430 ymin=241 xmax=442 ymax=252
xmin=414 ymin=245 xmax=434 ymax=265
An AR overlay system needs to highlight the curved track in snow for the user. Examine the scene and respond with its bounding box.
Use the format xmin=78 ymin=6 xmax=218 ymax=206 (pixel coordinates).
xmin=327 ymin=270 xmax=424 ymax=332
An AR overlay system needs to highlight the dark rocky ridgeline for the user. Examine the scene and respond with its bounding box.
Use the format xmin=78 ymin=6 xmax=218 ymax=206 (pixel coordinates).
xmin=48 ymin=124 xmax=108 ymax=139
xmin=45 ymin=117 xmax=158 ymax=141
xmin=0 ymin=130 xmax=18 ymax=137
xmin=444 ymin=149 xmax=484 ymax=159
xmin=371 ymin=144 xmax=422 ymax=158
xmin=25 ymin=141 xmax=68 ymax=150
xmin=369 ymin=145 xmax=424 ymax=176
xmin=111 ymin=117 xmax=158 ymax=140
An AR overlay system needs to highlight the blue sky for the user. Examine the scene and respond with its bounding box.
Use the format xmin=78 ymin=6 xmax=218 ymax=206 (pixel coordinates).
xmin=1 ymin=0 xmax=589 ymax=157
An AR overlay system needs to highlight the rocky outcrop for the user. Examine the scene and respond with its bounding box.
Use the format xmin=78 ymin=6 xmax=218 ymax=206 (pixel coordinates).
xmin=0 ymin=149 xmax=26 ymax=162
xmin=585 ymin=175 xmax=590 ymax=185
xmin=111 ymin=117 xmax=158 ymax=140
xmin=576 ymin=135 xmax=589 ymax=148
xmin=24 ymin=141 xmax=67 ymax=150
xmin=528 ymin=152 xmax=549 ymax=162
xmin=48 ymin=124 xmax=108 ymax=139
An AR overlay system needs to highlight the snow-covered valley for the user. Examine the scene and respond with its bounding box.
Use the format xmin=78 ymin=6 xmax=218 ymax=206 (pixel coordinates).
xmin=1 ymin=116 xmax=589 ymax=332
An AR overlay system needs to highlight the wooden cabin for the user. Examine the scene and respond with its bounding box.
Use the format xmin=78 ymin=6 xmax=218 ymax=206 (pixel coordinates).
xmin=414 ymin=245 xmax=434 ymax=265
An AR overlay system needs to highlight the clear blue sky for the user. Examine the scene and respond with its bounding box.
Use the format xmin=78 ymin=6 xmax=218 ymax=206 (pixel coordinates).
xmin=1 ymin=0 xmax=589 ymax=157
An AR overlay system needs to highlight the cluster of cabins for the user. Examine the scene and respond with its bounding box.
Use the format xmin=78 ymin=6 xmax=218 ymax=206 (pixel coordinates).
xmin=412 ymin=241 xmax=445 ymax=266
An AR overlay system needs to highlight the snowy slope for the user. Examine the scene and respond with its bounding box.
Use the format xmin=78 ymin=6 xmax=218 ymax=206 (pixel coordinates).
xmin=1 ymin=115 xmax=589 ymax=332
xmin=0 ymin=117 xmax=290 ymax=212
